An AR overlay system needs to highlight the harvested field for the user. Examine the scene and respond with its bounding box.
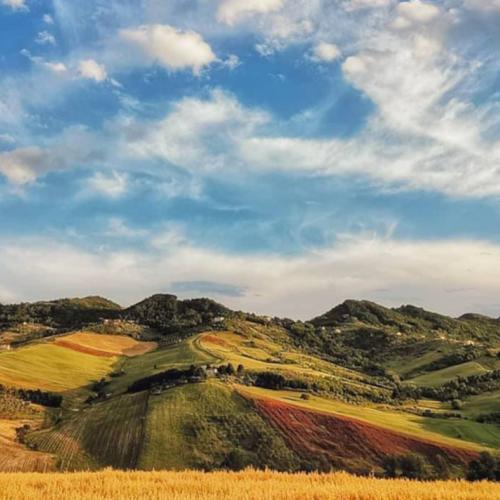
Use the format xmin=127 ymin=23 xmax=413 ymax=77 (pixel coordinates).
xmin=252 ymin=397 xmax=478 ymax=472
xmin=54 ymin=332 xmax=157 ymax=358
xmin=0 ymin=419 xmax=54 ymax=472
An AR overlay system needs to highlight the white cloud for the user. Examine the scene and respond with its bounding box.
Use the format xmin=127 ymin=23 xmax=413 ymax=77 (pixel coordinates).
xmin=0 ymin=146 xmax=52 ymax=184
xmin=42 ymin=13 xmax=54 ymax=24
xmin=345 ymin=0 xmax=392 ymax=10
xmin=85 ymin=171 xmax=129 ymax=198
xmin=1 ymin=0 xmax=28 ymax=11
xmin=2 ymin=233 xmax=500 ymax=319
xmin=44 ymin=61 xmax=68 ymax=74
xmin=0 ymin=127 xmax=98 ymax=185
xmin=392 ymin=0 xmax=441 ymax=29
xmin=312 ymin=42 xmax=341 ymax=62
xmin=218 ymin=0 xmax=284 ymax=25
xmin=222 ymin=54 xmax=241 ymax=70
xmin=77 ymin=59 xmax=107 ymax=82
xmin=463 ymin=0 xmax=500 ymax=11
xmin=119 ymin=24 xmax=216 ymax=75
xmin=35 ymin=30 xmax=56 ymax=45
xmin=124 ymin=89 xmax=268 ymax=170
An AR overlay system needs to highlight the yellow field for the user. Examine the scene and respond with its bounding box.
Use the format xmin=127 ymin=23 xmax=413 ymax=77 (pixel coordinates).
xmin=54 ymin=332 xmax=157 ymax=357
xmin=0 ymin=420 xmax=54 ymax=472
xmin=0 ymin=344 xmax=117 ymax=392
xmin=0 ymin=470 xmax=498 ymax=499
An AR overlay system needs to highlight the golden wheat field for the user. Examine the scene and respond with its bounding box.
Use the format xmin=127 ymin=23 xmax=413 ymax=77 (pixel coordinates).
xmin=0 ymin=470 xmax=499 ymax=500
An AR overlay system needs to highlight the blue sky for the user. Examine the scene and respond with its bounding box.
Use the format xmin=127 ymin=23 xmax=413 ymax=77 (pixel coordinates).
xmin=1 ymin=0 xmax=500 ymax=318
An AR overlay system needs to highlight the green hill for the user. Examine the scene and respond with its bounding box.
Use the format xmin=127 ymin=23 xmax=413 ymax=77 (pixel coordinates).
xmin=0 ymin=294 xmax=499 ymax=478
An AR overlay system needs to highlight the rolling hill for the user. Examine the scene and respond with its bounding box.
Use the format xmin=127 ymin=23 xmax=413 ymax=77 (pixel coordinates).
xmin=0 ymin=294 xmax=499 ymax=480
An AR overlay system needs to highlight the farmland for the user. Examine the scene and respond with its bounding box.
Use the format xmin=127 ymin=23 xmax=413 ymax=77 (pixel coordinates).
xmin=237 ymin=385 xmax=500 ymax=450
xmin=28 ymin=392 xmax=149 ymax=470
xmin=0 ymin=419 xmax=54 ymax=472
xmin=0 ymin=344 xmax=117 ymax=393
xmin=0 ymin=470 xmax=499 ymax=500
xmin=138 ymin=381 xmax=299 ymax=471
xmin=54 ymin=332 xmax=157 ymax=358
xmin=408 ymin=361 xmax=490 ymax=387
xmin=251 ymin=397 xmax=477 ymax=473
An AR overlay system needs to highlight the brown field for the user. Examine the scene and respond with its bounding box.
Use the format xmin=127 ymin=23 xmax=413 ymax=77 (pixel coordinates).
xmin=251 ymin=397 xmax=478 ymax=472
xmin=0 ymin=420 xmax=54 ymax=473
xmin=54 ymin=332 xmax=157 ymax=358
xmin=0 ymin=470 xmax=499 ymax=500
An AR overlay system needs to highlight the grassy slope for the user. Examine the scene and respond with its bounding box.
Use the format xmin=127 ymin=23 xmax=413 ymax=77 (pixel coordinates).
xmin=196 ymin=325 xmax=500 ymax=451
xmin=237 ymin=385 xmax=500 ymax=450
xmin=139 ymin=381 xmax=300 ymax=471
xmin=108 ymin=337 xmax=217 ymax=394
xmin=408 ymin=361 xmax=490 ymax=387
xmin=461 ymin=389 xmax=500 ymax=418
xmin=0 ymin=344 xmax=117 ymax=393
xmin=29 ymin=392 xmax=149 ymax=471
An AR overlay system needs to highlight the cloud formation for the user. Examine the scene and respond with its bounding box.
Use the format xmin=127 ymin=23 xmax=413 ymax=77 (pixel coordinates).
xmin=119 ymin=24 xmax=216 ymax=75
xmin=217 ymin=0 xmax=285 ymax=25
xmin=2 ymin=233 xmax=500 ymax=319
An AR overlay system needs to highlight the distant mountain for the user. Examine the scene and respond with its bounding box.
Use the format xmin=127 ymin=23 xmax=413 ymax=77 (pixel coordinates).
xmin=310 ymin=299 xmax=500 ymax=344
xmin=0 ymin=295 xmax=121 ymax=331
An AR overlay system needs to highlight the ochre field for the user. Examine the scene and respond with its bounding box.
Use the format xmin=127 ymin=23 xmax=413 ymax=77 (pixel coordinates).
xmin=0 ymin=470 xmax=499 ymax=500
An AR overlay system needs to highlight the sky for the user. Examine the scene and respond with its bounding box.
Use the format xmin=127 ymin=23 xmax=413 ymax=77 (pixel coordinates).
xmin=0 ymin=0 xmax=500 ymax=319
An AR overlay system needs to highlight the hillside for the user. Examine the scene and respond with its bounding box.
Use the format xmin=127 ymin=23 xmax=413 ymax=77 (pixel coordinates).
xmin=0 ymin=294 xmax=498 ymax=480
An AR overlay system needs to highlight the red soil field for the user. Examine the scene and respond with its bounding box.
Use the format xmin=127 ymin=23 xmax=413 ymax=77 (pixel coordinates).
xmin=201 ymin=335 xmax=229 ymax=347
xmin=54 ymin=340 xmax=115 ymax=358
xmin=252 ymin=397 xmax=478 ymax=472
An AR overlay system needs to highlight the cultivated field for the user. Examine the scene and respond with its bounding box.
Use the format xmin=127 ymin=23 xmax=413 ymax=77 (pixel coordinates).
xmin=251 ymin=397 xmax=477 ymax=472
xmin=54 ymin=332 xmax=157 ymax=357
xmin=0 ymin=470 xmax=499 ymax=500
xmin=0 ymin=344 xmax=117 ymax=392
xmin=28 ymin=392 xmax=149 ymax=470
xmin=237 ymin=385 xmax=500 ymax=450
xmin=138 ymin=382 xmax=297 ymax=471
xmin=0 ymin=419 xmax=54 ymax=472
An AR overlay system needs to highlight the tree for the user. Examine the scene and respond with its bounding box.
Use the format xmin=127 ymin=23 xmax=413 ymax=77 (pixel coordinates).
xmin=382 ymin=456 xmax=399 ymax=478
xmin=467 ymin=452 xmax=500 ymax=481
xmin=451 ymin=399 xmax=463 ymax=410
xmin=399 ymin=454 xmax=429 ymax=480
